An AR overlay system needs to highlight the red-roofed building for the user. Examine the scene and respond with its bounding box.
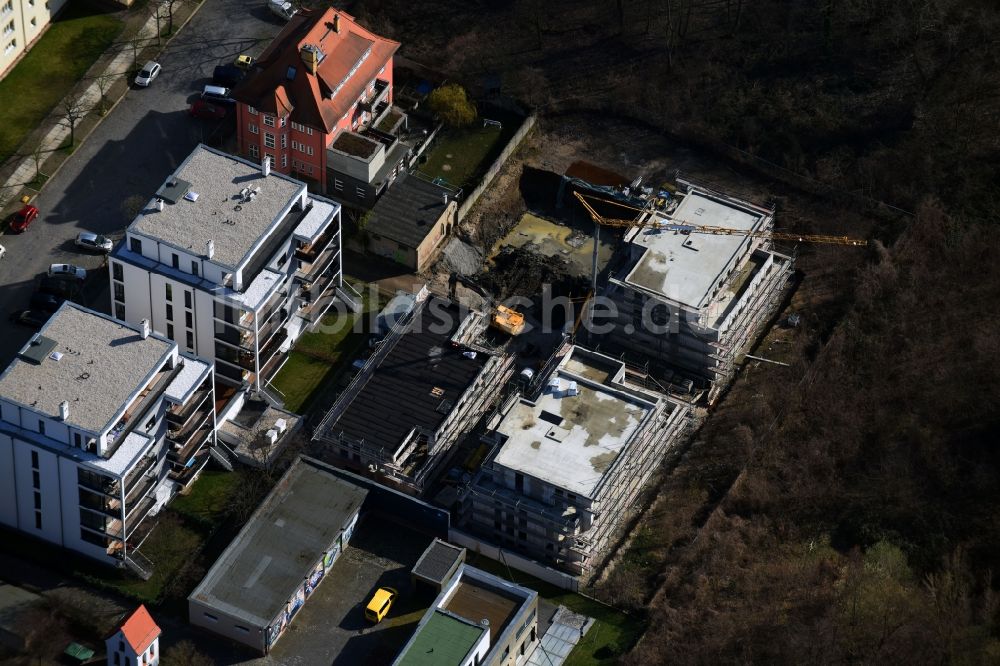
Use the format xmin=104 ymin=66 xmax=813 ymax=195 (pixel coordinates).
xmin=232 ymin=8 xmax=400 ymax=195
xmin=105 ymin=605 xmax=161 ymax=666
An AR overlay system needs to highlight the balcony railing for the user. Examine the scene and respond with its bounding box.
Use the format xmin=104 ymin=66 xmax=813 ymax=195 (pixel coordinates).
xmin=168 ymin=448 xmax=211 ymax=487
xmin=166 ymin=383 xmax=213 ymax=426
xmin=295 ymin=226 xmax=338 ymax=263
xmin=360 ymin=78 xmax=390 ymax=112
xmin=121 ymin=453 xmax=157 ymax=496
xmin=295 ymin=242 xmax=339 ymax=284
xmin=168 ymin=419 xmax=214 ymax=465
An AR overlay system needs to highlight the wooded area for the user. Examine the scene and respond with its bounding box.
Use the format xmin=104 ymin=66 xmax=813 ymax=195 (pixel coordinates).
xmin=351 ymin=0 xmax=1000 ymax=660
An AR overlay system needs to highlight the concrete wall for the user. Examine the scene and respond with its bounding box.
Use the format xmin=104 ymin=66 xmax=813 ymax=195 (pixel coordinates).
xmin=188 ymin=598 xmax=266 ymax=653
xmin=456 ymin=115 xmax=536 ymax=222
xmin=448 ymin=530 xmax=580 ymax=592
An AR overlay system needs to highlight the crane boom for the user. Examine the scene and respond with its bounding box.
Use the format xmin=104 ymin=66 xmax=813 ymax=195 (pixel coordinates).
xmin=572 ymin=191 xmax=868 ymax=246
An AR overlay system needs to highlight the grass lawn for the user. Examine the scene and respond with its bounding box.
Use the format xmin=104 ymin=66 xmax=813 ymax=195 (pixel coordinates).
xmin=170 ymin=469 xmax=241 ymax=527
xmin=464 ymin=552 xmax=644 ymax=666
xmin=417 ymin=109 xmax=524 ymax=190
xmin=270 ymin=288 xmax=386 ymax=413
xmin=0 ymin=3 xmax=123 ymax=163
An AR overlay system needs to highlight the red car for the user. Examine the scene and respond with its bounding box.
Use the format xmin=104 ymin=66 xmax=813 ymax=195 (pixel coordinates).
xmin=9 ymin=204 xmax=38 ymax=233
xmin=189 ymin=100 xmax=227 ymax=120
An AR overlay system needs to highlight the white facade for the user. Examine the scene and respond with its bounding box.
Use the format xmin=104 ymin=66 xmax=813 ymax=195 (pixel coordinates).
xmin=0 ymin=0 xmax=69 ymax=81
xmin=105 ymin=631 xmax=159 ymax=666
xmin=0 ymin=304 xmax=216 ymax=567
xmin=110 ymin=145 xmax=343 ymax=396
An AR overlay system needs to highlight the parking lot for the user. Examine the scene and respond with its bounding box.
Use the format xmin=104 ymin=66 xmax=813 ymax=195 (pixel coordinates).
xmin=0 ymin=0 xmax=287 ymax=367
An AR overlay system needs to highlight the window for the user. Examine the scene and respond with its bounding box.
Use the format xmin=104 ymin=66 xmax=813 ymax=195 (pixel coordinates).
xmin=356 ymin=187 xmax=366 ymax=199
xmin=165 ymin=283 xmax=173 ymax=301
xmin=247 ymin=106 xmax=257 ymax=115
xmin=249 ymin=144 xmax=259 ymax=159
xmin=32 ymin=470 xmax=39 ymax=488
xmin=306 ymin=145 xmax=314 ymax=156
xmin=305 ymin=126 xmax=313 ymax=135
xmin=4 ymin=39 xmax=14 ymax=55
xmin=166 ymin=323 xmax=174 ymax=339
xmin=248 ymin=123 xmax=258 ymax=134
xmin=185 ymin=312 xmax=193 ymax=328
xmin=38 ymin=420 xmax=45 ymax=435
xmin=280 ymin=133 xmax=287 ymax=148
xmin=115 ymin=303 xmax=125 ymax=320
xmin=34 ymin=512 xmax=41 ymax=529
xmin=263 ymin=115 xmax=275 ymax=127
xmin=186 ymin=331 xmax=194 ymax=349
xmin=3 ymin=20 xmax=13 ymax=37
xmin=31 ymin=451 xmax=38 ymax=468
xmin=191 ymin=261 xmax=199 ymax=276
xmin=264 ymin=132 xmax=275 ymax=149
xmin=0 ymin=2 xmax=10 ymax=15
xmin=113 ymin=652 xmax=120 ymax=665
xmin=203 ymin=613 xmax=218 ymax=622
xmin=130 ymin=237 xmax=142 ymax=254
xmin=291 ymin=140 xmax=300 ymax=151
xmin=171 ymin=253 xmax=179 ymax=269
xmin=30 ymin=17 xmax=35 ymax=27
xmin=145 ymin=415 xmax=156 ymax=432
xmin=279 ymin=115 xmax=287 ymax=128
xmin=235 ymin=625 xmax=250 ymax=634
xmin=291 ymin=121 xmax=304 ymax=131
xmin=281 ymin=154 xmax=288 ymax=168
xmin=334 ymin=179 xmax=343 ymax=191
xmin=73 ymin=433 xmax=82 ymax=449
xmin=166 ymin=304 xmax=173 ymax=321
xmin=113 ymin=282 xmax=124 ymax=302
xmin=112 ymin=261 xmax=123 ymax=281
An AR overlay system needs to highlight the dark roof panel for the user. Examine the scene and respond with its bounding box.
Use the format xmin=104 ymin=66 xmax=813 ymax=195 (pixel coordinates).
xmin=367 ymin=173 xmax=452 ymax=248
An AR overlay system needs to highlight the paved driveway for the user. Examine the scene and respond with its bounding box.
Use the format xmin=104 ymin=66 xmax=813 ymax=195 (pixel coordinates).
xmin=0 ymin=0 xmax=286 ymax=367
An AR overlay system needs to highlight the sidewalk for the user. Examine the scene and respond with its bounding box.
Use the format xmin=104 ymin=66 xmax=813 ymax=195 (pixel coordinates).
xmin=0 ymin=1 xmax=203 ymax=222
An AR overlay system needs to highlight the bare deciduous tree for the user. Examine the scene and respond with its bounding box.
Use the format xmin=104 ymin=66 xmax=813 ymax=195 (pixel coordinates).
xmin=58 ymin=97 xmax=86 ymax=149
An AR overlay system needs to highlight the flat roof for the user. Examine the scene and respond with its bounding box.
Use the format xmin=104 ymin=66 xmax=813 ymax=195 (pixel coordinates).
xmin=317 ymin=297 xmax=488 ymax=452
xmin=492 ymin=349 xmax=656 ymax=497
xmin=442 ymin=578 xmax=519 ymax=649
xmin=188 ymin=457 xmax=368 ymax=628
xmin=129 ymin=145 xmax=304 ymax=270
xmin=395 ymin=610 xmax=485 ymax=666
xmin=0 ymin=303 xmax=173 ymax=434
xmin=623 ymin=191 xmax=765 ymax=309
xmin=412 ymin=538 xmax=464 ymax=586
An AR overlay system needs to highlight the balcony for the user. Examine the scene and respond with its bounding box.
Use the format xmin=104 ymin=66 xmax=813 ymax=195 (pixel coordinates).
xmin=295 ymin=238 xmax=339 ymax=284
xmin=166 ymin=382 xmax=213 ymax=427
xmin=360 ymin=78 xmax=390 ymax=113
xmin=258 ymin=329 xmax=288 ymax=370
xmin=120 ymin=452 xmax=157 ymax=496
xmin=168 ymin=410 xmax=214 ymax=464
xmin=168 ymin=448 xmax=211 ymax=487
xmin=215 ymin=323 xmax=254 ymax=349
xmin=106 ymin=362 xmax=181 ymax=453
xmin=295 ymin=226 xmax=338 ymax=263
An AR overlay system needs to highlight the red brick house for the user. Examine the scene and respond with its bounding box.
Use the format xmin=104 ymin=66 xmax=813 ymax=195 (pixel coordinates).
xmin=232 ymin=9 xmax=399 ymax=193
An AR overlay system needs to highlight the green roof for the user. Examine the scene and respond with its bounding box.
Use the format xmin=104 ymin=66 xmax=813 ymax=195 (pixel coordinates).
xmin=63 ymin=643 xmax=95 ymax=661
xmin=396 ymin=610 xmax=486 ymax=666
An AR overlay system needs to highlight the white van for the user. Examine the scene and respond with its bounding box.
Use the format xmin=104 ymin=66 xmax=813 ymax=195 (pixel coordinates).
xmin=266 ymin=0 xmax=296 ymax=20
xmin=202 ymin=84 xmax=233 ymax=104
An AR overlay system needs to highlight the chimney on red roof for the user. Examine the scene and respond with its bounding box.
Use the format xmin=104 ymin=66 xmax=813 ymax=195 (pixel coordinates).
xmin=301 ymin=44 xmax=320 ymax=75
xmin=333 ymin=13 xmax=340 ymax=33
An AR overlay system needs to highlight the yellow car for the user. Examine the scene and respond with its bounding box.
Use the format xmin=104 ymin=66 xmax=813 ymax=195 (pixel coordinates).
xmin=365 ymin=587 xmax=397 ymax=623
xmin=234 ymin=55 xmax=255 ymax=70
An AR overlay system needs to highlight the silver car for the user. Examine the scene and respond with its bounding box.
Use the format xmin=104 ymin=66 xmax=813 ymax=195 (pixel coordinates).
xmin=135 ymin=61 xmax=161 ymax=87
xmin=48 ymin=263 xmax=87 ymax=280
xmin=75 ymin=232 xmax=113 ymax=253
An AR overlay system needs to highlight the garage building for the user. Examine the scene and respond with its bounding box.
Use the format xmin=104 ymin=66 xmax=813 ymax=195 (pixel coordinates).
xmin=187 ymin=456 xmax=367 ymax=653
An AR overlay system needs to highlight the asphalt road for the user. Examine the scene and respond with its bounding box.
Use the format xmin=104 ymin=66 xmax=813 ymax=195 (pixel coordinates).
xmin=0 ymin=0 xmax=286 ymax=368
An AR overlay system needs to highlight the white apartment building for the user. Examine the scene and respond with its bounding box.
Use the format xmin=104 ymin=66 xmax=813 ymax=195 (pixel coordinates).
xmin=461 ymin=346 xmax=688 ymax=577
xmin=601 ymin=178 xmax=793 ymax=403
xmin=109 ymin=145 xmax=343 ymax=413
xmin=0 ymin=303 xmax=216 ymax=571
xmin=0 ymin=0 xmax=69 ymax=80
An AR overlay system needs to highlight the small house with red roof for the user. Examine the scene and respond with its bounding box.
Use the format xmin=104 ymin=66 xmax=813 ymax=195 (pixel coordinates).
xmin=232 ymin=8 xmax=405 ymax=198
xmin=106 ymin=605 xmax=160 ymax=666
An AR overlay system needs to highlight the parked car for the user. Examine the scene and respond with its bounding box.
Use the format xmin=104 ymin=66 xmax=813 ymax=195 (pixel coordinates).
xmin=189 ymin=100 xmax=228 ymax=120
xmin=39 ymin=276 xmax=77 ymax=298
xmin=364 ymin=587 xmax=397 ymax=624
xmin=9 ymin=204 xmax=38 ymax=233
xmin=213 ymin=64 xmax=244 ymax=88
xmin=48 ymin=264 xmax=86 ymax=280
xmin=234 ymin=54 xmax=255 ymax=70
xmin=30 ymin=292 xmax=64 ymax=314
xmin=75 ymin=231 xmax=114 ymax=253
xmin=8 ymin=310 xmax=47 ymax=328
xmin=134 ymin=61 xmax=161 ymax=87
xmin=266 ymin=0 xmax=297 ymax=21
xmin=201 ymin=85 xmax=234 ymax=104
xmin=0 ymin=244 xmax=5 ymax=260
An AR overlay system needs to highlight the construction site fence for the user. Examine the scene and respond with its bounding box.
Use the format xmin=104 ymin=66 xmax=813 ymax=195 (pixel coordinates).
xmin=449 ymin=528 xmax=580 ymax=592
xmin=456 ymin=115 xmax=537 ymax=223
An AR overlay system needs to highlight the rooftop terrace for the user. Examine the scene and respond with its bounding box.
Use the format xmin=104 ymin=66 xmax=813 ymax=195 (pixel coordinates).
xmin=129 ymin=145 xmax=305 ymax=270
xmin=622 ymin=191 xmax=767 ymax=309
xmin=0 ymin=303 xmax=173 ymax=434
